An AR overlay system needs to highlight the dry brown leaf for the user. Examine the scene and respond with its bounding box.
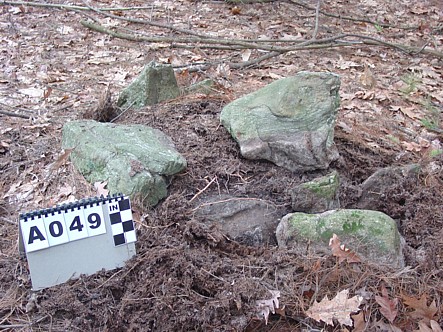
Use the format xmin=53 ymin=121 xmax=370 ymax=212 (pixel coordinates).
xmin=402 ymin=294 xmax=438 ymax=323
xmin=374 ymin=320 xmax=403 ymax=332
xmin=94 ymin=181 xmax=109 ymax=197
xmin=231 ymin=6 xmax=241 ymax=15
xmin=360 ymin=64 xmax=376 ymax=89
xmin=306 ymin=289 xmax=363 ymax=326
xmin=375 ymin=285 xmax=398 ymax=323
xmin=415 ymin=320 xmax=443 ymax=332
xmin=50 ymin=148 xmax=73 ymax=173
xmin=351 ymin=310 xmax=366 ymax=332
xmin=329 ymin=234 xmax=361 ymax=264
xmin=430 ymin=320 xmax=443 ymax=332
xmin=256 ymin=290 xmax=280 ymax=325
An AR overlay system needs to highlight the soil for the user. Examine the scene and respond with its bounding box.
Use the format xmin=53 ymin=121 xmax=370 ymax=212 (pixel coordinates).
xmin=1 ymin=1 xmax=442 ymax=331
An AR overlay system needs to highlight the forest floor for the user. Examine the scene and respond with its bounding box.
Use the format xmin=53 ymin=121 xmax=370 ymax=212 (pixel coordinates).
xmin=0 ymin=0 xmax=442 ymax=331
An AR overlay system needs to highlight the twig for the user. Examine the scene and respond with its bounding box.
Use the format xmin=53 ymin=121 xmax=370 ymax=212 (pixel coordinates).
xmin=1 ymin=1 xmax=154 ymax=11
xmin=189 ymin=177 xmax=217 ymax=203
xmin=312 ymin=0 xmax=321 ymax=40
xmin=110 ymin=100 xmax=135 ymax=123
xmin=288 ymin=0 xmax=418 ymax=30
xmin=201 ymin=268 xmax=225 ymax=282
xmin=0 ymin=109 xmax=30 ymax=119
xmin=81 ymin=1 xmax=213 ymax=39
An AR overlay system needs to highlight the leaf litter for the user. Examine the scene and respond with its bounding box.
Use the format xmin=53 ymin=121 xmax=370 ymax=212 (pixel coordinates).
xmin=0 ymin=0 xmax=442 ymax=331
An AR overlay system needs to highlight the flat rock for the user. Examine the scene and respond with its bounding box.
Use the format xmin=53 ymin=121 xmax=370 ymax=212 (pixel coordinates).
xmin=291 ymin=171 xmax=340 ymax=213
xmin=220 ymin=72 xmax=340 ymax=172
xmin=276 ymin=209 xmax=405 ymax=269
xmin=117 ymin=61 xmax=180 ymax=109
xmin=62 ymin=120 xmax=186 ymax=206
xmin=195 ymin=195 xmax=281 ymax=246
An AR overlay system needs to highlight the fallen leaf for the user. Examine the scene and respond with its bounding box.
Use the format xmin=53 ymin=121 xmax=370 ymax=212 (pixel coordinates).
xmin=231 ymin=6 xmax=241 ymax=15
xmin=351 ymin=311 xmax=366 ymax=332
xmin=329 ymin=234 xmax=361 ymax=264
xmin=19 ymin=87 xmax=44 ymax=98
xmin=241 ymin=49 xmax=252 ymax=62
xmin=256 ymin=290 xmax=280 ymax=325
xmin=430 ymin=320 xmax=443 ymax=332
xmin=94 ymin=181 xmax=109 ymax=197
xmin=360 ymin=63 xmax=376 ymax=89
xmin=50 ymin=148 xmax=73 ymax=173
xmin=402 ymin=294 xmax=438 ymax=323
xmin=375 ymin=285 xmax=398 ymax=323
xmin=414 ymin=320 xmax=443 ymax=332
xmin=306 ymin=289 xmax=363 ymax=326
xmin=374 ymin=320 xmax=403 ymax=332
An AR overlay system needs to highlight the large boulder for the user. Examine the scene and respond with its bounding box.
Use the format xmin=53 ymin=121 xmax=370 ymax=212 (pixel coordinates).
xmin=62 ymin=120 xmax=187 ymax=206
xmin=117 ymin=61 xmax=180 ymax=109
xmin=276 ymin=209 xmax=405 ymax=269
xmin=220 ymin=72 xmax=340 ymax=172
xmin=195 ymin=195 xmax=281 ymax=246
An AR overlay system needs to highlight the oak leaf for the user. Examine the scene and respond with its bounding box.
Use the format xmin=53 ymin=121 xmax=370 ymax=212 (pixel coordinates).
xmin=94 ymin=181 xmax=109 ymax=197
xmin=329 ymin=234 xmax=361 ymax=264
xmin=375 ymin=285 xmax=398 ymax=323
xmin=351 ymin=311 xmax=366 ymax=332
xmin=256 ymin=290 xmax=280 ymax=325
xmin=402 ymin=294 xmax=439 ymax=323
xmin=306 ymin=289 xmax=362 ymax=326
xmin=414 ymin=320 xmax=443 ymax=332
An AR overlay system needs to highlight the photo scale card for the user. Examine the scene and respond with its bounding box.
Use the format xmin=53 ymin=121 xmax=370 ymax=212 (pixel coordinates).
xmin=18 ymin=194 xmax=137 ymax=290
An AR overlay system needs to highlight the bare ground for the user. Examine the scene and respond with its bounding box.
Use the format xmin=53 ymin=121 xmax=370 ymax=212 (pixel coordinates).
xmin=1 ymin=0 xmax=442 ymax=331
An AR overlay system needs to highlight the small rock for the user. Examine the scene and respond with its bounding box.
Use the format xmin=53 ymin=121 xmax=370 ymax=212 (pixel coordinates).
xmin=195 ymin=195 xmax=282 ymax=246
xmin=291 ymin=171 xmax=340 ymax=213
xmin=357 ymin=164 xmax=420 ymax=210
xmin=117 ymin=61 xmax=180 ymax=109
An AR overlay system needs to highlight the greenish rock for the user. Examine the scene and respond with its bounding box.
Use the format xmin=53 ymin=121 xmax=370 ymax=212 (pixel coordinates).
xmin=62 ymin=120 xmax=187 ymax=206
xmin=220 ymin=71 xmax=340 ymax=172
xmin=184 ymin=79 xmax=216 ymax=95
xmin=276 ymin=209 xmax=404 ymax=269
xmin=291 ymin=171 xmax=340 ymax=213
xmin=117 ymin=61 xmax=180 ymax=109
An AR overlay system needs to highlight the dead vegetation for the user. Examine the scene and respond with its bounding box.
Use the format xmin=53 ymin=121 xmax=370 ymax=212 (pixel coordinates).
xmin=1 ymin=0 xmax=442 ymax=331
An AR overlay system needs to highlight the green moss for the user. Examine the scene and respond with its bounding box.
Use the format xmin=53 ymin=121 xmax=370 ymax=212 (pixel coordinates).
xmin=302 ymin=171 xmax=339 ymax=198
xmin=342 ymin=220 xmax=364 ymax=233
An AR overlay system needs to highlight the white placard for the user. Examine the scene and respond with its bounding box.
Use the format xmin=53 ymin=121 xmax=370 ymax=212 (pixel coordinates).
xmin=82 ymin=202 xmax=106 ymax=237
xmin=43 ymin=210 xmax=70 ymax=247
xmin=20 ymin=214 xmax=50 ymax=253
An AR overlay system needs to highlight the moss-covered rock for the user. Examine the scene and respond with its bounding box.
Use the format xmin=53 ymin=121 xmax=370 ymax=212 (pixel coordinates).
xmin=62 ymin=120 xmax=186 ymax=206
xmin=276 ymin=209 xmax=404 ymax=269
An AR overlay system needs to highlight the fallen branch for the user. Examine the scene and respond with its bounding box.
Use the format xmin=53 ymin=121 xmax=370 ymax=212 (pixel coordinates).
xmin=80 ymin=20 xmax=443 ymax=63
xmin=288 ymin=0 xmax=418 ymax=30
xmin=0 ymin=109 xmax=30 ymax=119
xmin=1 ymin=1 xmax=154 ymax=11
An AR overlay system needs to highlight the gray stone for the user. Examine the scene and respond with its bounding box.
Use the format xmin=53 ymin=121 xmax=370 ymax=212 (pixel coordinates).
xmin=117 ymin=61 xmax=180 ymax=109
xmin=62 ymin=120 xmax=186 ymax=206
xmin=195 ymin=195 xmax=281 ymax=246
xmin=220 ymin=72 xmax=340 ymax=172
xmin=291 ymin=171 xmax=340 ymax=213
xmin=357 ymin=164 xmax=420 ymax=210
xmin=276 ymin=209 xmax=404 ymax=269
xmin=184 ymin=79 xmax=216 ymax=95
